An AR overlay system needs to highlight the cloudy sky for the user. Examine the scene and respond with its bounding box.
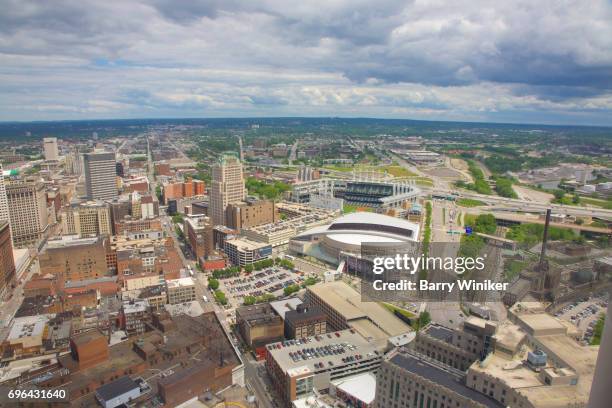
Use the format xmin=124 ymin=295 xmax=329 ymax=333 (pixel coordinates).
xmin=1 ymin=0 xmax=612 ymax=125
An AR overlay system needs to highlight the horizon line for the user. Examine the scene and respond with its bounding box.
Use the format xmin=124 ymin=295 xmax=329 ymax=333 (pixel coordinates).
xmin=0 ymin=115 xmax=611 ymax=130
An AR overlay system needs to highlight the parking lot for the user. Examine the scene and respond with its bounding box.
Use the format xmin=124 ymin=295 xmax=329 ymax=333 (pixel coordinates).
xmin=220 ymin=267 xmax=304 ymax=306
xmin=555 ymin=292 xmax=608 ymax=344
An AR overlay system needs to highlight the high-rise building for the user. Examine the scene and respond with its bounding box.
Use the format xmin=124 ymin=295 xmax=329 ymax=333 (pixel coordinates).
xmin=0 ymin=164 xmax=10 ymax=227
xmin=0 ymin=221 xmax=15 ymax=299
xmin=62 ymin=201 xmax=112 ymax=237
xmin=6 ymin=180 xmax=49 ymax=248
xmin=374 ymin=349 xmax=503 ymax=408
xmin=588 ymin=291 xmax=612 ymax=406
xmin=84 ymin=151 xmax=117 ymax=200
xmin=210 ymin=155 xmax=245 ymax=226
xmin=43 ymin=137 xmax=59 ymax=161
xmin=226 ymin=199 xmax=277 ymax=230
xmin=64 ymin=147 xmax=82 ymax=175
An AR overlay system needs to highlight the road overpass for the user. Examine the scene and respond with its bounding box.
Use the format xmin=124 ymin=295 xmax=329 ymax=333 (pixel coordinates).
xmin=489 ymin=213 xmax=612 ymax=235
xmin=430 ymin=188 xmax=612 ymax=220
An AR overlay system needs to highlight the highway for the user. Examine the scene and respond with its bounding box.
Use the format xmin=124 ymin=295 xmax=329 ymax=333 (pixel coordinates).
xmin=430 ymin=188 xmax=612 ymax=220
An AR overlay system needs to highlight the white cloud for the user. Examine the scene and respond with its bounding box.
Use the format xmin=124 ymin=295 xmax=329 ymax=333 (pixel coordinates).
xmin=0 ymin=0 xmax=611 ymax=124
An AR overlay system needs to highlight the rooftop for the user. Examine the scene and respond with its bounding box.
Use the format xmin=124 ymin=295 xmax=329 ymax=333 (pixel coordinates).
xmin=331 ymin=372 xmax=376 ymax=404
xmin=422 ymin=324 xmax=454 ymax=342
xmin=391 ymin=351 xmax=504 ymax=408
xmin=225 ymin=237 xmax=271 ymax=251
xmin=166 ymin=277 xmax=196 ymax=289
xmin=122 ymin=299 xmax=149 ymax=314
xmin=45 ymin=235 xmax=101 ymax=249
xmin=269 ymin=298 xmax=303 ymax=319
xmin=95 ymin=376 xmax=139 ymax=401
xmin=307 ymin=281 xmax=411 ymax=339
xmin=267 ymin=329 xmax=387 ymax=374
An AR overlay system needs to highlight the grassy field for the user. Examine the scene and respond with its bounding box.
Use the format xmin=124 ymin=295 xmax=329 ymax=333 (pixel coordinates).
xmin=343 ymin=204 xmax=374 ymax=214
xmin=415 ymin=177 xmax=434 ymax=187
xmin=323 ymin=164 xmax=418 ymax=178
xmin=457 ymin=198 xmax=486 ymax=207
xmin=581 ymin=196 xmax=612 ymax=209
xmin=381 ymin=165 xmax=417 ymax=177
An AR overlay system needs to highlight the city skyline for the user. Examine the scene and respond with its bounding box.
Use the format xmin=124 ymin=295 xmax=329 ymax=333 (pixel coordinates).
xmin=1 ymin=1 xmax=612 ymax=125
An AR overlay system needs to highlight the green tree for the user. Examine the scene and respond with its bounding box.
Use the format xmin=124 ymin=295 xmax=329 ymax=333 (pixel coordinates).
xmin=214 ymin=290 xmax=227 ymax=305
xmin=243 ymin=295 xmax=256 ymax=306
xmin=283 ymin=284 xmax=300 ymax=297
xmin=553 ymin=189 xmax=565 ymax=200
xmin=208 ymin=278 xmax=220 ymax=290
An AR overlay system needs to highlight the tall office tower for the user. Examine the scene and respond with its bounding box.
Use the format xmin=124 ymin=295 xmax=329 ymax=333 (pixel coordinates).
xmin=588 ymin=290 xmax=612 ymax=407
xmin=0 ymin=164 xmax=10 ymax=226
xmin=65 ymin=147 xmax=82 ymax=175
xmin=84 ymin=151 xmax=118 ymax=200
xmin=0 ymin=222 xmax=15 ymax=299
xmin=6 ymin=180 xmax=49 ymax=248
xmin=210 ymin=155 xmax=245 ymax=226
xmin=43 ymin=137 xmax=59 ymax=161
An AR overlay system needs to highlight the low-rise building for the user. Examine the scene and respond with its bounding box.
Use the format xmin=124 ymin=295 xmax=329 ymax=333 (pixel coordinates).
xmin=304 ymin=281 xmax=412 ymax=341
xmin=236 ymin=303 xmax=284 ymax=359
xmin=120 ymin=299 xmax=149 ymax=336
xmin=224 ymin=238 xmax=272 ymax=266
xmin=284 ymin=303 xmax=327 ymax=340
xmin=265 ymin=329 xmax=387 ymax=405
xmin=166 ymin=277 xmax=196 ymax=304
xmin=95 ymin=376 xmax=141 ymax=408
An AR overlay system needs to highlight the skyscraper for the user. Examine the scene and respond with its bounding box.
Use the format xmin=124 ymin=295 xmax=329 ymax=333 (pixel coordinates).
xmin=210 ymin=155 xmax=245 ymax=226
xmin=588 ymin=290 xmax=612 ymax=407
xmin=6 ymin=180 xmax=49 ymax=248
xmin=0 ymin=221 xmax=15 ymax=299
xmin=0 ymin=164 xmax=10 ymax=226
xmin=43 ymin=137 xmax=59 ymax=161
xmin=65 ymin=147 xmax=82 ymax=175
xmin=84 ymin=151 xmax=118 ymax=200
